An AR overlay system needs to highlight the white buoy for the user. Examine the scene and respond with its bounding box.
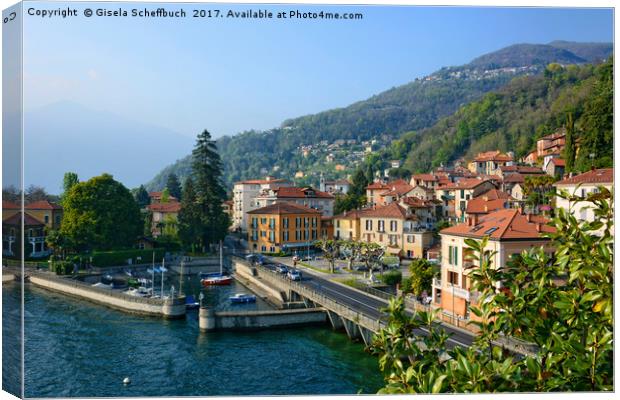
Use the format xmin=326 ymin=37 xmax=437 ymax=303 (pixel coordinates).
xmin=123 ymin=377 xmax=131 ymax=385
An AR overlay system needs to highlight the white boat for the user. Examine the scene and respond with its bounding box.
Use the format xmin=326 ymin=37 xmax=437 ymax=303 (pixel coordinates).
xmin=229 ymin=293 xmax=257 ymax=304
xmin=125 ymin=286 xmax=152 ymax=297
xmin=92 ymin=282 xmax=114 ymax=289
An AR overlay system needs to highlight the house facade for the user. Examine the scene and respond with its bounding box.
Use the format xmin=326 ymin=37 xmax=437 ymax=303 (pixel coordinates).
xmin=468 ymin=151 xmax=514 ymax=176
xmin=247 ymin=202 xmax=322 ymax=254
xmin=24 ymin=200 xmax=63 ymax=230
xmin=2 ymin=212 xmax=51 ymax=258
xmin=232 ymin=177 xmax=291 ymax=232
xmin=147 ymin=202 xmax=181 ymax=237
xmin=255 ymin=186 xmax=335 ymax=217
xmin=554 ymin=168 xmax=613 ymax=225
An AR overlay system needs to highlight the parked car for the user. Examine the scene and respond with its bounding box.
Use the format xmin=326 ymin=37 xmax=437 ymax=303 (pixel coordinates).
xmin=353 ymin=265 xmax=369 ymax=272
xmin=275 ymin=265 xmax=289 ymax=274
xmin=287 ymin=269 xmax=302 ymax=281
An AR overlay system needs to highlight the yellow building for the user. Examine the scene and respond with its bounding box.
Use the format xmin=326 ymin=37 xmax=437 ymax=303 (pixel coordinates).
xmin=24 ymin=200 xmax=63 ymax=230
xmin=247 ymin=202 xmax=322 ymax=254
xmin=333 ymin=209 xmax=367 ymax=241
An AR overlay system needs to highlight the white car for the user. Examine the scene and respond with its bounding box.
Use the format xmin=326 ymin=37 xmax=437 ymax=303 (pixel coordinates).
xmin=287 ymin=270 xmax=302 ymax=281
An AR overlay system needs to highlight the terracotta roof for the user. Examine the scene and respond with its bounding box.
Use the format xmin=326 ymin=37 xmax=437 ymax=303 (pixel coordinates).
xmin=555 ymin=168 xmax=613 ymax=186
xmin=3 ymin=200 xmax=20 ymax=210
xmin=148 ymin=192 xmax=178 ymax=202
xmin=361 ymin=202 xmax=408 ymax=219
xmin=440 ymin=178 xmax=491 ymax=190
xmin=441 ymin=208 xmax=555 ymax=240
xmin=473 ymin=150 xmax=513 ymax=162
xmin=269 ymin=186 xmax=334 ymax=199
xmin=550 ymin=158 xmax=566 ymax=167
xmin=500 ymin=165 xmax=544 ymax=174
xmin=333 ymin=209 xmax=369 ymax=220
xmin=379 ymin=183 xmax=414 ymax=197
xmin=411 ymin=174 xmax=438 ymax=182
xmin=401 ymin=197 xmax=434 ymax=208
xmin=466 ymin=198 xmax=510 ymax=215
xmin=235 ymin=178 xmax=288 ymax=185
xmin=25 ymin=200 xmax=62 ymax=210
xmin=540 ymin=129 xmax=565 ymax=141
xmin=3 ymin=211 xmax=45 ymax=226
xmin=366 ymin=181 xmax=389 ymax=190
xmin=147 ymin=202 xmax=181 ymax=213
xmin=503 ymin=174 xmax=526 ymax=184
xmin=247 ymin=202 xmax=322 ymax=215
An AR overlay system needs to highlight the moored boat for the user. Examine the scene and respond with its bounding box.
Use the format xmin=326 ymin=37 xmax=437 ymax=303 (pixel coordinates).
xmin=229 ymin=293 xmax=256 ymax=304
xmin=185 ymin=294 xmax=200 ymax=309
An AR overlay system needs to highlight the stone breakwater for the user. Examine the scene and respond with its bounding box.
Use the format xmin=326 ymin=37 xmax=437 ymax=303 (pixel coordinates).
xmin=199 ymin=307 xmax=327 ymax=332
xmin=28 ymin=272 xmax=186 ymax=319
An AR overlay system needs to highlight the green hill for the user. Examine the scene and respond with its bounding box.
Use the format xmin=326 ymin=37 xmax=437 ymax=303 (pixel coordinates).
xmin=372 ymin=58 xmax=613 ymax=175
xmin=146 ymin=41 xmax=612 ymax=192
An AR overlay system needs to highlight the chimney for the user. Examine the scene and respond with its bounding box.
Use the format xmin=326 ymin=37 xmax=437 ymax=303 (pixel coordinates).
xmin=536 ymin=223 xmax=542 ymax=232
xmin=467 ymin=216 xmax=473 ymax=226
xmin=527 ymin=213 xmax=532 ymax=222
xmin=591 ymin=166 xmax=596 ymax=172
xmin=484 ymin=205 xmax=488 ymax=213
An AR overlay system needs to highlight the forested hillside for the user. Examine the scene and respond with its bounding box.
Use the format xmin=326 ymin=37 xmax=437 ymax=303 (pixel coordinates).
xmin=371 ymin=58 xmax=613 ymax=175
xmin=146 ymin=41 xmax=612 ymax=191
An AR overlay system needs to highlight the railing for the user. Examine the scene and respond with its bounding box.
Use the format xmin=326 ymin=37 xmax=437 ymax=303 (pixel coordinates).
xmin=359 ymin=285 xmax=394 ymax=301
xmin=232 ymin=256 xmax=385 ymax=332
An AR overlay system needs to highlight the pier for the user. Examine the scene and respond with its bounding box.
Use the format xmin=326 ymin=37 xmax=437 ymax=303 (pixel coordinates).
xmin=199 ymin=307 xmax=327 ymax=332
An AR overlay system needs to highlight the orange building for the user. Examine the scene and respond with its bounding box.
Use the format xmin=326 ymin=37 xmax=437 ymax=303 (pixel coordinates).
xmin=24 ymin=200 xmax=63 ymax=230
xmin=247 ymin=202 xmax=322 ymax=254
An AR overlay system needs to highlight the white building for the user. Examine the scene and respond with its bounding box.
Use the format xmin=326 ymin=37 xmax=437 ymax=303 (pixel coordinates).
xmin=554 ymin=168 xmax=613 ymax=225
xmin=232 ymin=177 xmax=291 ymax=232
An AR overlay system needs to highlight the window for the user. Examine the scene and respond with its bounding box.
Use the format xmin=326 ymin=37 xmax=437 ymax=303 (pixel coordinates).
xmin=447 ymin=271 xmax=459 ymax=285
xmin=312 ymin=218 xmax=317 ymax=227
xmin=390 ymin=220 xmax=397 ymax=232
xmin=448 ymin=245 xmax=458 ymax=266
xmin=261 ymin=218 xmax=267 ymax=224
xmin=304 ymin=217 xmax=309 ymax=227
xmin=260 ymin=231 xmax=266 ymax=237
xmin=581 ymin=188 xmax=586 ymax=198
xmin=460 ymin=189 xmax=464 ymax=198
xmin=365 ymin=220 xmax=373 ymax=230
xmin=269 ymin=218 xmax=276 ymax=229
xmin=44 ymin=215 xmax=49 ymax=224
xmin=261 ymin=245 xmax=267 ymax=252
xmin=268 ymin=231 xmax=274 ymax=241
xmin=295 ymin=230 xmax=301 ymax=240
xmin=378 ymin=220 xmax=385 ymax=232
xmin=407 ymin=235 xmax=415 ymax=243
xmin=283 ymin=218 xmax=289 ymax=228
xmin=311 ymin=230 xmax=317 ymax=240
xmin=251 ymin=231 xmax=258 ymax=241
xmin=251 ymin=218 xmax=258 ymax=228
xmin=296 ymin=217 xmax=301 ymax=228
xmin=283 ymin=231 xmax=289 ymax=241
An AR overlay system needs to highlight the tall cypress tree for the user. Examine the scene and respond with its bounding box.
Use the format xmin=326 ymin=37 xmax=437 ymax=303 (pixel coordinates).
xmin=177 ymin=177 xmax=200 ymax=251
xmin=166 ymin=173 xmax=182 ymax=200
xmin=191 ymin=129 xmax=229 ymax=251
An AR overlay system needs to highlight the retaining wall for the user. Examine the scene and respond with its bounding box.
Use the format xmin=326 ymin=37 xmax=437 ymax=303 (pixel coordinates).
xmin=200 ymin=307 xmax=326 ymax=331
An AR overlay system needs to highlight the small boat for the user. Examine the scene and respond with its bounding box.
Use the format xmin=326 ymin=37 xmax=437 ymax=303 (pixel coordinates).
xmin=92 ymin=282 xmax=114 ymax=289
xmin=124 ymin=287 xmax=150 ymax=297
xmin=229 ymin=293 xmax=256 ymax=304
xmin=201 ymin=241 xmax=232 ymax=286
xmin=185 ymin=294 xmax=200 ymax=310
xmin=201 ymin=275 xmax=233 ymax=286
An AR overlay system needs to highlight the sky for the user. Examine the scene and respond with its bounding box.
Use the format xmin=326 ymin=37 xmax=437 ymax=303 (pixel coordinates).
xmin=22 ymin=3 xmax=614 ymax=139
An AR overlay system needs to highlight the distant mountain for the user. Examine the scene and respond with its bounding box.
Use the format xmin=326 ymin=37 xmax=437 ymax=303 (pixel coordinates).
xmin=146 ymin=41 xmax=612 ymax=192
xmin=23 ymin=101 xmax=194 ymax=193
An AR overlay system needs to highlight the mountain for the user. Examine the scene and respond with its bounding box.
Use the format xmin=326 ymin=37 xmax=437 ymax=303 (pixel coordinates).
xmin=374 ymin=58 xmax=613 ymax=175
xmin=146 ymin=41 xmax=612 ymax=192
xmin=23 ymin=101 xmax=194 ymax=193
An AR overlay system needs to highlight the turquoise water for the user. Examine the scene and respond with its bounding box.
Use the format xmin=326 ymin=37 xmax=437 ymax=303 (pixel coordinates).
xmin=3 ymin=277 xmax=384 ymax=397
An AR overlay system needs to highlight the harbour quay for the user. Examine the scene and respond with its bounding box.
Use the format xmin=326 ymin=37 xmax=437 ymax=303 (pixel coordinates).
xmin=27 ymin=271 xmax=186 ymax=319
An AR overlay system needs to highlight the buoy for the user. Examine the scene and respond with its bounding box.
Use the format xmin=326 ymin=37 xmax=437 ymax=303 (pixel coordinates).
xmin=123 ymin=377 xmax=131 ymax=385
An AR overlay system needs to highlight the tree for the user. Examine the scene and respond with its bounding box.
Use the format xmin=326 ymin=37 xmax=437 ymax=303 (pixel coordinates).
xmin=45 ymin=229 xmax=71 ymax=259
xmin=359 ymin=242 xmax=385 ymax=276
xmin=161 ymin=187 xmax=170 ymax=203
xmin=350 ymin=168 xmax=369 ymax=198
xmin=403 ymin=258 xmax=437 ymax=296
xmin=60 ymin=174 xmax=142 ymax=251
xmin=133 ymin=185 xmax=150 ymax=209
xmin=370 ymin=188 xmax=613 ymax=393
xmin=61 ymin=172 xmax=79 ymax=201
xmin=177 ymin=177 xmax=201 ymax=252
xmin=166 ymin=173 xmax=182 ymax=200
xmin=563 ymin=113 xmax=575 ymax=173
xmin=191 ymin=129 xmax=230 ymax=251
xmin=24 ymin=185 xmax=50 ymax=203
xmin=314 ymin=239 xmax=339 ymax=273
xmin=341 ymin=240 xmax=362 ymax=270
xmin=2 ymin=185 xmax=20 ymax=203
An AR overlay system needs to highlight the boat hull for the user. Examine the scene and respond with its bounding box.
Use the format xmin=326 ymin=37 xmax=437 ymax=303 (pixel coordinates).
xmin=201 ymin=276 xmax=233 ymax=286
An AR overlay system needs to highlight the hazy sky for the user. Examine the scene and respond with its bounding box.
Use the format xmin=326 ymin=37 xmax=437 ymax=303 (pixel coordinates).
xmin=23 ymin=3 xmax=613 ymax=139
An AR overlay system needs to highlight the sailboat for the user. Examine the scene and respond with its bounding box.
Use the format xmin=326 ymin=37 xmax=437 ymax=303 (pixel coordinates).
xmin=201 ymin=241 xmax=233 ymax=286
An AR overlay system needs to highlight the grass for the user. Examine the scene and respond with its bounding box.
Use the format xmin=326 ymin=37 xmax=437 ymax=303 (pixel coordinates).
xmin=297 ymin=261 xmax=342 ymax=274
xmin=334 ymin=277 xmax=365 ymax=289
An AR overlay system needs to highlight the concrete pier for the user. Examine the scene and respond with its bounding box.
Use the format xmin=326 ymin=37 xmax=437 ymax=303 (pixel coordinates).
xmin=29 ymin=272 xmax=186 ymax=319
xmin=199 ymin=307 xmax=327 ymax=332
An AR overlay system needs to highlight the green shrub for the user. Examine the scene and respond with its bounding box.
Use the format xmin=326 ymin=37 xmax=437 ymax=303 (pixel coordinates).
xmin=380 ymin=270 xmax=402 ymax=286
xmin=51 ymin=261 xmax=73 ymax=275
xmin=91 ymin=248 xmax=166 ymax=267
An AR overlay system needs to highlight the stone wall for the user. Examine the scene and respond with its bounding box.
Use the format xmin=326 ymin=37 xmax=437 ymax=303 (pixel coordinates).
xmin=200 ymin=307 xmax=326 ymax=331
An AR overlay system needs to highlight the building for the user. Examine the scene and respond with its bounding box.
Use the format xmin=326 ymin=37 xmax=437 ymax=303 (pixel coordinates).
xmin=2 ymin=212 xmax=50 ymax=258
xmin=24 ymin=200 xmax=63 ymax=230
xmin=320 ymin=217 xmax=334 ymax=240
xmin=468 ymin=151 xmax=514 ymax=176
xmin=464 ymin=189 xmax=514 ymax=218
xmin=2 ymin=200 xmax=20 ymax=220
xmin=545 ymin=158 xmax=565 ymax=178
xmin=149 ymin=191 xmax=178 ymax=204
xmin=410 ymin=174 xmax=439 ymax=189
xmin=554 ymin=168 xmax=613 ymax=224
xmin=536 ymin=129 xmax=566 ymax=159
xmin=365 ymin=179 xmax=410 ymax=207
xmin=222 ymin=200 xmax=233 ymax=219
xmin=255 ymin=186 xmax=335 ymax=217
xmin=333 ymin=209 xmax=367 ymax=241
xmin=147 ymin=202 xmax=182 ymax=237
xmin=232 ymin=177 xmax=291 ymax=232
xmin=378 ymin=182 xmax=415 ymax=206
xmin=247 ymin=202 xmax=322 ymax=254
xmin=437 ymin=178 xmax=497 ymax=223
xmin=435 ymin=208 xmax=555 ymax=319
xmin=522 ymin=150 xmax=539 ymax=165
xmin=359 ymin=202 xmax=434 ymax=259
xmin=321 ymin=179 xmax=351 ymax=195
xmin=497 ymin=165 xmax=544 ymax=179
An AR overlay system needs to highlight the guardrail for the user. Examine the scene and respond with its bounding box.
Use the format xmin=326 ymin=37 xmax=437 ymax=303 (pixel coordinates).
xmin=233 ymin=256 xmax=386 ymax=333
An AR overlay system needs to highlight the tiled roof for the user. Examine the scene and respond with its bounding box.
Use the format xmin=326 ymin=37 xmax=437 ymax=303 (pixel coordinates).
xmin=401 ymin=197 xmax=434 ymax=208
xmin=147 ymin=202 xmax=181 ymax=213
xmin=503 ymin=173 xmax=526 ymax=184
xmin=3 ymin=211 xmax=45 ymax=226
xmin=466 ymin=197 xmax=511 ymax=215
xmin=247 ymin=202 xmax=322 ymax=215
xmin=3 ymin=200 xmax=20 ymax=210
xmin=380 ymin=183 xmax=414 ymax=197
xmin=441 ymin=208 xmax=555 ymax=240
xmin=148 ymin=192 xmax=178 ymax=202
xmin=361 ymin=202 xmax=408 ymax=219
xmin=473 ymin=150 xmax=513 ymax=162
xmin=440 ymin=178 xmax=491 ymax=190
xmin=270 ymin=186 xmax=334 ymax=199
xmin=411 ymin=174 xmax=438 ymax=182
xmin=540 ymin=128 xmax=566 ymax=141
xmin=333 ymin=209 xmax=369 ymax=220
xmin=555 ymin=168 xmax=613 ymax=186
xmin=500 ymin=165 xmax=544 ymax=174
xmin=25 ymin=200 xmax=62 ymax=210
xmin=550 ymin=158 xmax=566 ymax=167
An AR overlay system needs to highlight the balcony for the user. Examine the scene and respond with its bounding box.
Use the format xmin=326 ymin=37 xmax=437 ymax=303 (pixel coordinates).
xmin=433 ymin=278 xmax=470 ymax=300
